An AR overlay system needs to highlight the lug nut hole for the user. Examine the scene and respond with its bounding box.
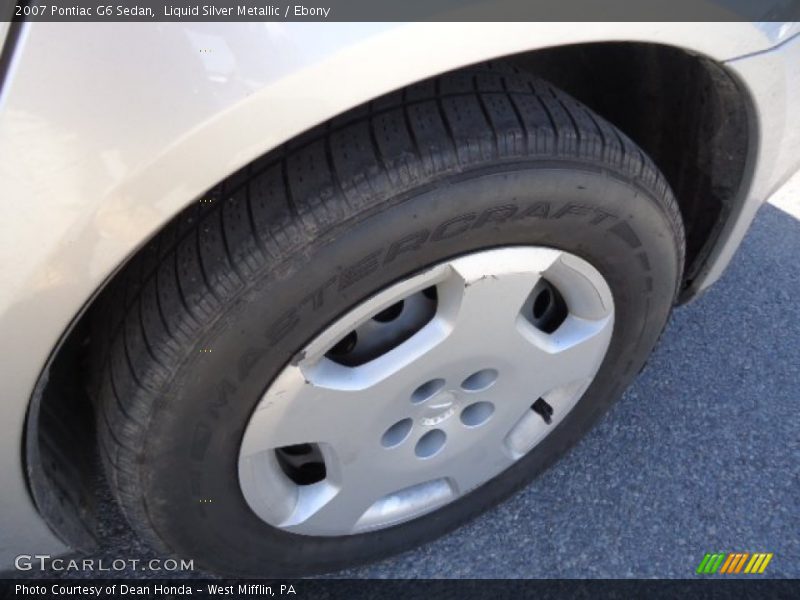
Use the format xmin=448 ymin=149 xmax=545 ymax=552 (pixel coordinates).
xmin=415 ymin=429 xmax=446 ymax=458
xmin=460 ymin=401 xmax=495 ymax=427
xmin=411 ymin=378 xmax=446 ymax=404
xmin=461 ymin=369 xmax=498 ymax=392
xmin=381 ymin=418 xmax=413 ymax=448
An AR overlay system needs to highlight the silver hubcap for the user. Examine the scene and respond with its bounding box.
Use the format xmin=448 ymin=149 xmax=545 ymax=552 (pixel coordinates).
xmin=238 ymin=247 xmax=614 ymax=536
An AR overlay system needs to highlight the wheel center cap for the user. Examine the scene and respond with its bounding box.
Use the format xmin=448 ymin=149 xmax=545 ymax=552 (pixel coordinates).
xmin=420 ymin=391 xmax=458 ymax=427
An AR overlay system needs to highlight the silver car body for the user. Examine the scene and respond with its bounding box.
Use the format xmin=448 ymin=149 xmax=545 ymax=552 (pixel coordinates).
xmin=1 ymin=21 xmax=799 ymax=564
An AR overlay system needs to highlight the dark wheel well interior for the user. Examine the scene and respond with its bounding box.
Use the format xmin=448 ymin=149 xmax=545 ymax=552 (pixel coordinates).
xmin=508 ymin=43 xmax=750 ymax=291
xmin=25 ymin=41 xmax=752 ymax=551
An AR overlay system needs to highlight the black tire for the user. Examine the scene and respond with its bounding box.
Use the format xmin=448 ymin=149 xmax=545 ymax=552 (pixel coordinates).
xmin=92 ymin=63 xmax=684 ymax=577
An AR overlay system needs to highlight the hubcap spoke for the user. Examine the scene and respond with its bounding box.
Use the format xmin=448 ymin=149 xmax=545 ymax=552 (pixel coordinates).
xmin=513 ymin=313 xmax=614 ymax=398
xmin=280 ymin=444 xmax=449 ymax=534
xmin=441 ymin=424 xmax=518 ymax=496
xmin=444 ymin=247 xmax=561 ymax=340
xmin=239 ymin=365 xmax=379 ymax=455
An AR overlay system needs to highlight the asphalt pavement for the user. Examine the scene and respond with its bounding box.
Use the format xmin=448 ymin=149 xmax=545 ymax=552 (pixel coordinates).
xmin=19 ymin=180 xmax=800 ymax=579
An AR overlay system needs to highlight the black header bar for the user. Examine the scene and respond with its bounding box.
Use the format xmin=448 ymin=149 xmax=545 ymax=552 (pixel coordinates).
xmin=5 ymin=0 xmax=800 ymax=22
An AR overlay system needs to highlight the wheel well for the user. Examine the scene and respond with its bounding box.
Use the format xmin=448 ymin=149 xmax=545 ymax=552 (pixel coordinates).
xmin=508 ymin=43 xmax=750 ymax=293
xmin=26 ymin=41 xmax=751 ymax=549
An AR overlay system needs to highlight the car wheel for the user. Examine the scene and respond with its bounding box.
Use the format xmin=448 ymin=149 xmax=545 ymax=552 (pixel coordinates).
xmin=93 ymin=63 xmax=684 ymax=576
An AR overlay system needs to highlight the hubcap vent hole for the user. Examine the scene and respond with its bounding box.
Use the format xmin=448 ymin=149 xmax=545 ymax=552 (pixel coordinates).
xmin=461 ymin=369 xmax=498 ymax=392
xmin=373 ymin=300 xmax=404 ymax=322
xmin=533 ymin=288 xmax=551 ymax=319
xmin=526 ymin=279 xmax=568 ymax=334
xmin=325 ymin=287 xmax=437 ymax=367
xmin=531 ymin=397 xmax=554 ymax=424
xmin=415 ymin=429 xmax=446 ymax=458
xmin=328 ymin=331 xmax=357 ymax=357
xmin=275 ymin=443 xmax=326 ymax=486
xmin=280 ymin=443 xmax=313 ymax=456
